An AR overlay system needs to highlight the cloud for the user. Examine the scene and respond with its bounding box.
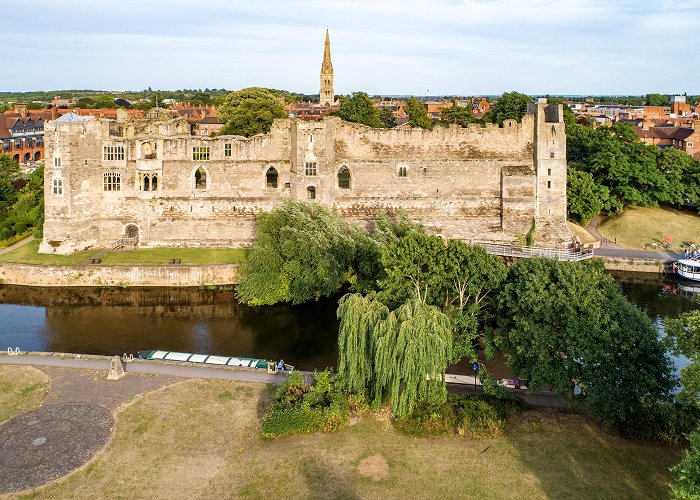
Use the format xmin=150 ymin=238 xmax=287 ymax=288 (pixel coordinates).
xmin=1 ymin=0 xmax=698 ymax=94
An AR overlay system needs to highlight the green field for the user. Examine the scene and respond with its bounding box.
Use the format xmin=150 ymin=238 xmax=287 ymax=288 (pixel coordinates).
xmin=98 ymin=247 xmax=247 ymax=265
xmin=22 ymin=377 xmax=679 ymax=499
xmin=598 ymin=206 xmax=700 ymax=251
xmin=0 ymin=240 xmax=102 ymax=265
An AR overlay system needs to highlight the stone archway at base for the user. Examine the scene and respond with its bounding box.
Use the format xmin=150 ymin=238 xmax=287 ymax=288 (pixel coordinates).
xmin=125 ymin=224 xmax=139 ymax=243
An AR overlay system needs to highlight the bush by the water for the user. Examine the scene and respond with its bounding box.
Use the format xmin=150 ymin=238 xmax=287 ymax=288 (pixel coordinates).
xmin=622 ymin=402 xmax=700 ymax=446
xmin=393 ymin=393 xmax=528 ymax=437
xmin=261 ymin=371 xmax=351 ymax=438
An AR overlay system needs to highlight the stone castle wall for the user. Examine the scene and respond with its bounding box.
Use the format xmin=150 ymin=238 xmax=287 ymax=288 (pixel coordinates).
xmin=40 ymin=103 xmax=570 ymax=254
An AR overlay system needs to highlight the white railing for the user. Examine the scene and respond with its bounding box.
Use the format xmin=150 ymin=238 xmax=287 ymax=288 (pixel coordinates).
xmin=474 ymin=242 xmax=594 ymax=262
xmin=114 ymin=237 xmax=136 ymax=249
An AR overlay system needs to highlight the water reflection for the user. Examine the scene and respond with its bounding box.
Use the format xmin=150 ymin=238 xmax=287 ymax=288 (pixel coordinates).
xmin=0 ymin=286 xmax=339 ymax=371
xmin=0 ymin=274 xmax=698 ymax=373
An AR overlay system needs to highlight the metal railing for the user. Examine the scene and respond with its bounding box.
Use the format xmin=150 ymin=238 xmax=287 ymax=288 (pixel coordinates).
xmin=474 ymin=242 xmax=594 ymax=262
xmin=113 ymin=237 xmax=136 ymax=249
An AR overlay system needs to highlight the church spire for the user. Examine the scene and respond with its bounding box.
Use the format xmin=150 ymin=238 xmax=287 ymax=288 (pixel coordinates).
xmin=319 ymin=29 xmax=334 ymax=106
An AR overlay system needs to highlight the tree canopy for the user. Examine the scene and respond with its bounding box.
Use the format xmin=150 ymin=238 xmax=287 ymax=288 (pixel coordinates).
xmin=218 ymin=87 xmax=287 ymax=137
xmin=379 ymin=106 xmax=397 ymax=128
xmin=335 ymin=92 xmax=382 ymax=128
xmin=496 ymin=258 xmax=674 ymax=422
xmin=566 ymin=166 xmax=610 ymax=225
xmin=440 ymin=102 xmax=477 ymax=127
xmin=405 ymin=98 xmax=432 ymax=129
xmin=490 ymin=91 xmax=533 ymax=125
xmin=666 ymin=310 xmax=700 ymax=407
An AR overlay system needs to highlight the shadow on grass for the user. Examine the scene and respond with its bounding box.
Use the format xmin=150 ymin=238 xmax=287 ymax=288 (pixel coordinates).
xmin=300 ymin=457 xmax=359 ymax=500
xmin=507 ymin=408 xmax=680 ymax=499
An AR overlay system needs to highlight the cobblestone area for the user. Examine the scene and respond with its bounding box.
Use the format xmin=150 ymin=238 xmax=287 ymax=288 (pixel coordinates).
xmin=0 ymin=403 xmax=113 ymax=493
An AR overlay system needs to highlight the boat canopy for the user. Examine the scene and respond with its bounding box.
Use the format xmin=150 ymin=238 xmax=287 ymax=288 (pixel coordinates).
xmin=141 ymin=350 xmax=270 ymax=369
xmin=678 ymin=259 xmax=700 ymax=269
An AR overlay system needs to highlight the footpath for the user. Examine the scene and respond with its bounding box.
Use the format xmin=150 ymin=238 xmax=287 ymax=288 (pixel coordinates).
xmin=0 ymin=235 xmax=34 ymax=256
xmin=587 ymin=216 xmax=682 ymax=263
xmin=0 ymin=352 xmax=568 ymax=409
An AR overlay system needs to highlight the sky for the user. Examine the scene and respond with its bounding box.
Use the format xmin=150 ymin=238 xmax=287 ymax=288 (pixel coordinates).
xmin=4 ymin=0 xmax=699 ymax=95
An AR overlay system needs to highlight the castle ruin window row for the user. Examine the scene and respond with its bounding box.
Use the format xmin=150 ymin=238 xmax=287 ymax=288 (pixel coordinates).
xmin=305 ymin=162 xmax=317 ymax=176
xmin=103 ymin=172 xmax=121 ymax=192
xmin=103 ymin=145 xmax=125 ymax=161
xmin=193 ymin=146 xmax=210 ymax=161
xmin=398 ymin=166 xmax=407 ymax=177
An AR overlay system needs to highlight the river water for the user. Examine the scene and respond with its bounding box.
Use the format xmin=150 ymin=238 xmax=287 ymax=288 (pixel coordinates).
xmin=0 ymin=272 xmax=698 ymax=372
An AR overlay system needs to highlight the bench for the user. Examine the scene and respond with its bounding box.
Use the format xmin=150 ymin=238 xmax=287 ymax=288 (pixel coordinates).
xmin=89 ymin=258 xmax=102 ymax=264
xmin=169 ymin=259 xmax=181 ymax=265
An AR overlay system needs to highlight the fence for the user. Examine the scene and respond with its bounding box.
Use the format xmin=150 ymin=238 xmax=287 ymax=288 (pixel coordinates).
xmin=474 ymin=242 xmax=594 ymax=262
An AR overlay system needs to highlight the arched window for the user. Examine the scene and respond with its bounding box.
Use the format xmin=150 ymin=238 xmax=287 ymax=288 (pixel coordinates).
xmin=266 ymin=167 xmax=278 ymax=189
xmin=151 ymin=174 xmax=158 ymax=191
xmin=194 ymin=167 xmax=207 ymax=189
xmin=337 ymin=167 xmax=351 ymax=189
xmin=398 ymin=166 xmax=407 ymax=177
xmin=551 ymin=125 xmax=556 ymax=136
xmin=143 ymin=174 xmax=150 ymax=192
xmin=307 ymin=186 xmax=316 ymax=200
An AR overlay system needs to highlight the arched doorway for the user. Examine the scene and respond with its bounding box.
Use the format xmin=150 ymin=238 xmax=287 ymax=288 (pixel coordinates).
xmin=34 ymin=151 xmax=41 ymax=161
xmin=12 ymin=155 xmax=19 ymax=163
xmin=23 ymin=153 xmax=30 ymax=163
xmin=266 ymin=167 xmax=278 ymax=189
xmin=125 ymin=224 xmax=139 ymax=243
xmin=307 ymin=186 xmax=316 ymax=200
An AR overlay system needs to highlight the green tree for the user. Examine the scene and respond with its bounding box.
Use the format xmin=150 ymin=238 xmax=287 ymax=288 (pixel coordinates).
xmin=378 ymin=231 xmax=446 ymax=305
xmin=74 ymin=97 xmax=95 ymax=109
xmin=671 ymin=430 xmax=700 ymax=499
xmin=645 ymin=93 xmax=669 ymax=106
xmin=336 ymin=92 xmax=382 ymax=128
xmin=566 ymin=165 xmax=610 ymax=225
xmin=373 ymin=299 xmax=453 ymax=416
xmin=490 ymin=91 xmax=533 ymax=125
xmin=190 ymin=92 xmax=212 ymax=106
xmin=442 ymin=240 xmax=508 ymax=362
xmin=378 ymin=106 xmax=396 ymax=128
xmin=666 ymin=310 xmax=700 ymax=406
xmin=0 ymin=154 xmax=20 ymax=213
xmin=93 ymin=95 xmax=117 ymax=109
xmin=405 ymin=98 xmax=432 ymax=129
xmin=218 ymin=87 xmax=286 ymax=137
xmin=440 ymin=102 xmax=475 ymax=127
xmin=496 ymin=258 xmax=673 ymax=422
xmin=236 ymin=201 xmax=358 ymax=305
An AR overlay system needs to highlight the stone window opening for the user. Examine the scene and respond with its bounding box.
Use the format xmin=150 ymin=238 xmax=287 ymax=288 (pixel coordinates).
xmin=52 ymin=177 xmax=63 ymax=196
xmin=194 ymin=167 xmax=207 ymax=190
xmin=103 ymin=172 xmax=121 ymax=192
xmin=309 ymin=134 xmax=314 ymax=143
xmin=266 ymin=167 xmax=278 ymax=189
xmin=551 ymin=125 xmax=556 ymax=136
xmin=307 ymin=185 xmax=316 ymax=200
xmin=305 ymin=161 xmax=317 ymax=176
xmin=547 ymin=181 xmax=552 ymax=189
xmin=151 ymin=174 xmax=158 ymax=191
xmin=193 ymin=146 xmax=210 ymax=161
xmin=139 ymin=173 xmax=158 ymax=192
xmin=224 ymin=143 xmax=232 ymax=157
xmin=549 ymin=152 xmax=555 ymax=159
xmin=142 ymin=142 xmax=157 ymax=160
xmin=54 ymin=157 xmax=61 ymax=168
xmin=337 ymin=167 xmax=351 ymax=189
xmin=547 ymin=168 xmax=551 ymax=176
xmin=398 ymin=166 xmax=407 ymax=177
xmin=103 ymin=145 xmax=125 ymax=161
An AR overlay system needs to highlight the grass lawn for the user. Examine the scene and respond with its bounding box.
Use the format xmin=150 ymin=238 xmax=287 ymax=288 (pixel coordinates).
xmin=25 ymin=379 xmax=680 ymax=499
xmin=598 ymin=206 xmax=700 ymax=251
xmin=98 ymin=247 xmax=247 ymax=265
xmin=0 ymin=365 xmax=50 ymax=424
xmin=0 ymin=240 xmax=102 ymax=265
xmin=567 ymin=221 xmax=597 ymax=244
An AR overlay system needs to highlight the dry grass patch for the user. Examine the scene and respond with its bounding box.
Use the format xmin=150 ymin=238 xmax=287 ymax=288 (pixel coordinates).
xmin=0 ymin=365 xmax=50 ymax=423
xmin=598 ymin=206 xmax=700 ymax=250
xmin=22 ymin=379 xmax=680 ymax=499
xmin=567 ymin=221 xmax=597 ymax=244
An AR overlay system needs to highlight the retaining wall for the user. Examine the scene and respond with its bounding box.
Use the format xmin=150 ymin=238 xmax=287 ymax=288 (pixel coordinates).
xmin=598 ymin=256 xmax=665 ymax=274
xmin=0 ymin=263 xmax=239 ymax=287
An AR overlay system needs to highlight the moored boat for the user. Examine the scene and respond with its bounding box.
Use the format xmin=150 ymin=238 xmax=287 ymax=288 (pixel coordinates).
xmin=137 ymin=349 xmax=284 ymax=370
xmin=671 ymin=259 xmax=700 ymax=282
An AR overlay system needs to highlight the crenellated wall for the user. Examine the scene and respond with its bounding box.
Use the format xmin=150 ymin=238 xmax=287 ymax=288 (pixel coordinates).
xmin=40 ymin=103 xmax=570 ymax=255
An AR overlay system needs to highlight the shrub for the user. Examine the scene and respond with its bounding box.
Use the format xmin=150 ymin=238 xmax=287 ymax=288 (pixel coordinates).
xmin=671 ymin=429 xmax=700 ymax=499
xmin=0 ymin=228 xmax=10 ymax=240
xmin=622 ymin=402 xmax=700 ymax=446
xmin=13 ymin=221 xmax=26 ymax=234
xmin=454 ymin=399 xmax=505 ymax=438
xmin=261 ymin=370 xmax=350 ymax=438
xmin=393 ymin=396 xmax=455 ymax=436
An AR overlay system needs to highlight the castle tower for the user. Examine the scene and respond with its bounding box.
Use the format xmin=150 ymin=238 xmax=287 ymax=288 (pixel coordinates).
xmin=319 ymin=29 xmax=334 ymax=106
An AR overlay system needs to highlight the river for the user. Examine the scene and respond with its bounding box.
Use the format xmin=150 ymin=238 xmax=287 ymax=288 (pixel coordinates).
xmin=0 ymin=273 xmax=698 ymax=372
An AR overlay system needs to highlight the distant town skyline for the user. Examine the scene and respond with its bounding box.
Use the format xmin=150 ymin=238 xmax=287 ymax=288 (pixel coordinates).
xmin=4 ymin=0 xmax=699 ymax=95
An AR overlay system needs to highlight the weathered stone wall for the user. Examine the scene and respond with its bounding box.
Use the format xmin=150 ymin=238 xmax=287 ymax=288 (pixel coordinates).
xmin=0 ymin=263 xmax=239 ymax=287
xmin=597 ymin=256 xmax=665 ymax=273
xmin=40 ymin=103 xmax=570 ymax=254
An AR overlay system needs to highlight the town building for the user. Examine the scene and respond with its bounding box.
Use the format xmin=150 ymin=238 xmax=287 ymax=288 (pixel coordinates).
xmin=0 ymin=104 xmax=56 ymax=164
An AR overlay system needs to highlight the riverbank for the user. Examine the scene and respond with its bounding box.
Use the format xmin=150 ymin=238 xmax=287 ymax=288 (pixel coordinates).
xmin=0 ymin=262 xmax=240 ymax=287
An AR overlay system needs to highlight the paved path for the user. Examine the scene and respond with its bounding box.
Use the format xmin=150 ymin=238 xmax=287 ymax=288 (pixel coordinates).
xmin=594 ymin=247 xmax=681 ymax=262
xmin=0 ymin=354 xmax=290 ymax=385
xmin=0 ymin=235 xmax=34 ymax=256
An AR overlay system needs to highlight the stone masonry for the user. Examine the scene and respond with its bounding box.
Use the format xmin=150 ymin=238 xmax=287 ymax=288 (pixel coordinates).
xmin=40 ymin=102 xmax=570 ymax=254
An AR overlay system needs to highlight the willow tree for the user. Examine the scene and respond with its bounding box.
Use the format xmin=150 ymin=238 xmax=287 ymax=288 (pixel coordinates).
xmin=374 ymin=300 xmax=453 ymax=416
xmin=336 ymin=293 xmax=389 ymax=395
